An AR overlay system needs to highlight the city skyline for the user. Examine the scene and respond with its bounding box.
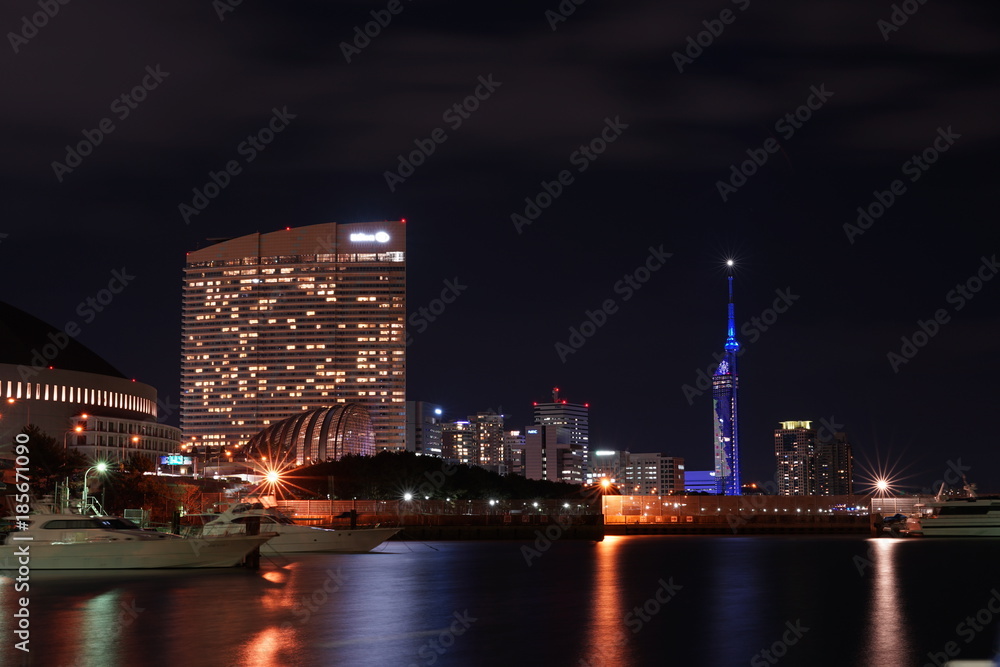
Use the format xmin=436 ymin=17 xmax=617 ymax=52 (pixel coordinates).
xmin=1 ymin=3 xmax=996 ymax=491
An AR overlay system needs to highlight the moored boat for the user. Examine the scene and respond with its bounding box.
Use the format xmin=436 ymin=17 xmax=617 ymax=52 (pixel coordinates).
xmin=910 ymin=497 xmax=1000 ymax=537
xmin=0 ymin=513 xmax=273 ymax=569
xmin=186 ymin=502 xmax=401 ymax=554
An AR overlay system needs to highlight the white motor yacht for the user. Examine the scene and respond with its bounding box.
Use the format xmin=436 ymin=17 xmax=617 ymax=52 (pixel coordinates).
xmin=905 ymin=479 xmax=1000 ymax=538
xmin=915 ymin=497 xmax=1000 ymax=537
xmin=188 ymin=503 xmax=400 ymax=554
xmin=0 ymin=513 xmax=274 ymax=569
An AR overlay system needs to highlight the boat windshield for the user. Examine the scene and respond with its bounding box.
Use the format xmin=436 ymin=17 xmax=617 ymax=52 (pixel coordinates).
xmin=94 ymin=518 xmax=142 ymax=530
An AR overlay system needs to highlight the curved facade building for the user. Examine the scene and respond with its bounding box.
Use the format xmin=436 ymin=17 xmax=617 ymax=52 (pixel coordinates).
xmin=244 ymin=403 xmax=375 ymax=465
xmin=0 ymin=302 xmax=181 ymax=463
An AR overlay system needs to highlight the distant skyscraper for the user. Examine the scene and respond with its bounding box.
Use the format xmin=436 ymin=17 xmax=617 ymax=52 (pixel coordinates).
xmin=816 ymin=431 xmax=854 ymax=496
xmin=523 ymin=424 xmax=579 ymax=483
xmin=623 ymin=453 xmax=685 ymax=495
xmin=774 ymin=420 xmax=855 ymax=496
xmin=439 ymin=411 xmax=506 ymax=472
xmin=441 ymin=420 xmax=475 ymax=464
xmin=181 ymin=221 xmax=406 ymax=456
xmin=533 ymin=387 xmax=589 ymax=477
xmin=713 ymin=273 xmax=741 ymax=495
xmin=471 ymin=411 xmax=505 ymax=471
xmin=505 ymin=429 xmax=526 ymax=477
xmin=406 ymin=401 xmax=442 ymax=456
xmin=774 ymin=421 xmax=817 ymax=495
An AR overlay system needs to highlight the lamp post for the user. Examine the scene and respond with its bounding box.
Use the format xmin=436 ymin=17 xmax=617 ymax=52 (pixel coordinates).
xmin=63 ymin=425 xmax=84 ymax=452
xmin=83 ymin=462 xmax=108 ymax=513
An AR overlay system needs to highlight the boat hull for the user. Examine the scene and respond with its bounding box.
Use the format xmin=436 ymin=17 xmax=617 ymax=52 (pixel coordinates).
xmin=918 ymin=522 xmax=1000 ymax=537
xmin=260 ymin=526 xmax=401 ymax=554
xmin=0 ymin=534 xmax=273 ymax=569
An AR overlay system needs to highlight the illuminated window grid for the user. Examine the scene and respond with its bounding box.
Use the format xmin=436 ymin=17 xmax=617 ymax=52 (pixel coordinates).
xmin=181 ymin=223 xmax=405 ymax=453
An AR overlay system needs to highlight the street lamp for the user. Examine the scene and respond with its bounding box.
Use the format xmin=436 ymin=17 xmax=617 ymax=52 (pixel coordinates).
xmin=63 ymin=424 xmax=85 ymax=452
xmin=83 ymin=462 xmax=109 ymax=514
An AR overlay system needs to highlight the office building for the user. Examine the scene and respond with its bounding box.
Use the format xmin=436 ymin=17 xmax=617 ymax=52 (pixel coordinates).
xmin=181 ymin=221 xmax=406 ymax=456
xmin=441 ymin=420 xmax=476 ymax=465
xmin=589 ymin=448 xmax=629 ymax=487
xmin=623 ymin=453 xmax=685 ymax=495
xmin=523 ymin=424 xmax=585 ymax=483
xmin=505 ymin=429 xmax=526 ymax=477
xmin=439 ymin=411 xmax=507 ymax=473
xmin=533 ymin=387 xmax=589 ymax=477
xmin=406 ymin=401 xmax=443 ymax=456
xmin=471 ymin=411 xmax=506 ymax=472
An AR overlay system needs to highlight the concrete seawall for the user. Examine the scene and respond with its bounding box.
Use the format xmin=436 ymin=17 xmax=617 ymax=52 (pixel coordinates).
xmin=393 ymin=524 xmax=605 ymax=541
xmin=606 ymin=518 xmax=869 ymax=536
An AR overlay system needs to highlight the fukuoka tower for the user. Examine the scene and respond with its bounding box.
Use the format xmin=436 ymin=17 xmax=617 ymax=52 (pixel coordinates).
xmin=713 ymin=270 xmax=741 ymax=495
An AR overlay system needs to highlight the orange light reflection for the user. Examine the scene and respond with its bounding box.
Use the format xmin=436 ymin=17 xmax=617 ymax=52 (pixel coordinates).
xmin=859 ymin=539 xmax=912 ymax=666
xmin=581 ymin=535 xmax=633 ymax=665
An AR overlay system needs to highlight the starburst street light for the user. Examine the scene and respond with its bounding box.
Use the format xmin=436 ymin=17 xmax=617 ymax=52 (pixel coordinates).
xmin=856 ymin=447 xmax=915 ymax=498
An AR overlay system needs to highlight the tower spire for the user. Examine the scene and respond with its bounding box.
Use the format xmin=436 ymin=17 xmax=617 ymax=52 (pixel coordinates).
xmin=725 ymin=275 xmax=739 ymax=351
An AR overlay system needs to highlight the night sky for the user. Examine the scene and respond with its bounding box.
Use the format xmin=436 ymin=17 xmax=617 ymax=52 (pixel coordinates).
xmin=2 ymin=2 xmax=998 ymax=492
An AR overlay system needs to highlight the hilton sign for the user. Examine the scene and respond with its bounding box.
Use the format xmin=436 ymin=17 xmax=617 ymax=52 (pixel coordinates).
xmin=349 ymin=232 xmax=390 ymax=243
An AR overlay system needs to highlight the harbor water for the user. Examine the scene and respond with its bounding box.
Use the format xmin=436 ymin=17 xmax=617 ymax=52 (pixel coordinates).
xmin=2 ymin=535 xmax=999 ymax=666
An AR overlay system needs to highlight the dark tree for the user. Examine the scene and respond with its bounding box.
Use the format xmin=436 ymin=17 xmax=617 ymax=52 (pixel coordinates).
xmin=16 ymin=425 xmax=87 ymax=496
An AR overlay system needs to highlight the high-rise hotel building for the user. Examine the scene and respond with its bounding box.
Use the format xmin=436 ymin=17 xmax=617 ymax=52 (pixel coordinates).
xmin=181 ymin=221 xmax=406 ymax=455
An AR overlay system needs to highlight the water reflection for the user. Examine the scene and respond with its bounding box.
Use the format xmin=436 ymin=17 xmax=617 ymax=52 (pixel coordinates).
xmin=860 ymin=538 xmax=912 ymax=666
xmin=76 ymin=590 xmax=126 ymax=666
xmin=580 ymin=535 xmax=634 ymax=666
xmin=235 ymin=625 xmax=300 ymax=667
xmin=705 ymin=538 xmax=767 ymax=666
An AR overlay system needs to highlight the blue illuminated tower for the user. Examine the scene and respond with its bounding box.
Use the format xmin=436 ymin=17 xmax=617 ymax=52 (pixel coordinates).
xmin=713 ymin=270 xmax=741 ymax=495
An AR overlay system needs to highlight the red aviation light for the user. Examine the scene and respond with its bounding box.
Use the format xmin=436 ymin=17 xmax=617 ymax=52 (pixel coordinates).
xmin=401 ymin=218 xmax=406 ymax=223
